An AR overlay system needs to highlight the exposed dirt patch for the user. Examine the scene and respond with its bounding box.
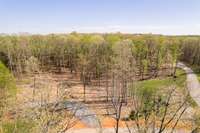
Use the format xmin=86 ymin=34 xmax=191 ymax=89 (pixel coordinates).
xmin=15 ymin=69 xmax=194 ymax=132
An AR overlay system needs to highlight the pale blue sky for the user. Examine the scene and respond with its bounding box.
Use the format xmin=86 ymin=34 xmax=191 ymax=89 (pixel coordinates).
xmin=0 ymin=0 xmax=200 ymax=35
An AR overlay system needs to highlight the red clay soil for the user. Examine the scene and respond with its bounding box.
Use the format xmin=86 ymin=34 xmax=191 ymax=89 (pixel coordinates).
xmin=72 ymin=117 xmax=192 ymax=131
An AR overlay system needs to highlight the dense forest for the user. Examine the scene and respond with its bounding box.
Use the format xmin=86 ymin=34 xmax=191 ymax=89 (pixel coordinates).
xmin=0 ymin=33 xmax=185 ymax=78
xmin=0 ymin=33 xmax=198 ymax=78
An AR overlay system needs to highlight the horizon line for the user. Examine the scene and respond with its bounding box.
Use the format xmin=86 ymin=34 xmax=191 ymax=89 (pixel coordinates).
xmin=1 ymin=31 xmax=200 ymax=36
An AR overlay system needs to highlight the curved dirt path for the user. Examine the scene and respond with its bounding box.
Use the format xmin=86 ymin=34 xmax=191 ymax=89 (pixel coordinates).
xmin=177 ymin=62 xmax=200 ymax=106
xmin=24 ymin=101 xmax=101 ymax=129
xmin=59 ymin=101 xmax=101 ymax=129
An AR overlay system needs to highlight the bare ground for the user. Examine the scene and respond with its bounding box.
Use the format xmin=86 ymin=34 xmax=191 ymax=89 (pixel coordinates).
xmin=15 ymin=69 xmax=194 ymax=132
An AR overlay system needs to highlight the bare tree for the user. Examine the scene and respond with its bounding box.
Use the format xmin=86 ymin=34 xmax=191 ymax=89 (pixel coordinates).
xmin=127 ymin=86 xmax=190 ymax=133
xmin=23 ymin=77 xmax=80 ymax=133
xmin=109 ymin=39 xmax=135 ymax=133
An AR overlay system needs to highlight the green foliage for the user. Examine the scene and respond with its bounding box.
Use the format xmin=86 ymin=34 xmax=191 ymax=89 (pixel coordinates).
xmin=181 ymin=37 xmax=200 ymax=66
xmin=0 ymin=61 xmax=16 ymax=118
xmin=0 ymin=34 xmax=185 ymax=79
xmin=135 ymin=69 xmax=186 ymax=90
xmin=2 ymin=119 xmax=34 ymax=133
xmin=129 ymin=69 xmax=189 ymax=120
xmin=190 ymin=64 xmax=200 ymax=82
xmin=0 ymin=61 xmax=16 ymax=95
xmin=129 ymin=96 xmax=166 ymax=120
xmin=130 ymin=83 xmax=167 ymax=120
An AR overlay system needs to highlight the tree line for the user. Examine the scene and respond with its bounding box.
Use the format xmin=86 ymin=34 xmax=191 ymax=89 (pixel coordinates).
xmin=0 ymin=33 xmax=182 ymax=80
xmin=180 ymin=36 xmax=200 ymax=68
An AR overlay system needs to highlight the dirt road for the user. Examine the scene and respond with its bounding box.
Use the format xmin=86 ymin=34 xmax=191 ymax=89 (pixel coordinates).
xmin=177 ymin=62 xmax=200 ymax=106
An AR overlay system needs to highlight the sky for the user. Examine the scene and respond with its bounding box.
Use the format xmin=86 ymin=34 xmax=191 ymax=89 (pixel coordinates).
xmin=0 ymin=0 xmax=200 ymax=35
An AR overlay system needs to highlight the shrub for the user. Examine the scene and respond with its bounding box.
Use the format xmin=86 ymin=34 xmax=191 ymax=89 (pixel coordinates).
xmin=0 ymin=61 xmax=16 ymax=117
xmin=2 ymin=119 xmax=34 ymax=133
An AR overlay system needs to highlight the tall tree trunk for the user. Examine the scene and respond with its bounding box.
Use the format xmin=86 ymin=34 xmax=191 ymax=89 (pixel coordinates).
xmin=116 ymin=118 xmax=119 ymax=133
xmin=105 ymin=72 xmax=109 ymax=115
xmin=83 ymin=77 xmax=86 ymax=102
xmin=173 ymin=60 xmax=178 ymax=79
